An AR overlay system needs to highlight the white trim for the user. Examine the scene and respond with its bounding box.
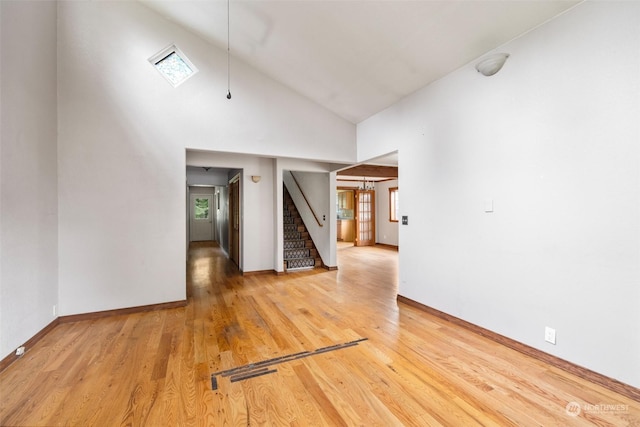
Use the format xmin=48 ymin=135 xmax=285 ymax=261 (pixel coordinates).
xmin=229 ymin=173 xmax=240 ymax=184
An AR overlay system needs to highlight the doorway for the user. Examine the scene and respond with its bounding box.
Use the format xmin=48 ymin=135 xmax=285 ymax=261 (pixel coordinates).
xmin=355 ymin=189 xmax=375 ymax=246
xmin=189 ymin=191 xmax=214 ymax=241
xmin=337 ymin=189 xmax=355 ymax=243
xmin=335 ymin=158 xmax=398 ymax=250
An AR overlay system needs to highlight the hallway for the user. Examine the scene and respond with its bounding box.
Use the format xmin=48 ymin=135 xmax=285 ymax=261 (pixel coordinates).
xmin=1 ymin=242 xmax=638 ymax=426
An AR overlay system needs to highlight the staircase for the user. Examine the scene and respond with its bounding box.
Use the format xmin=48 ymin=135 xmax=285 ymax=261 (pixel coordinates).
xmin=283 ymin=187 xmax=322 ymax=271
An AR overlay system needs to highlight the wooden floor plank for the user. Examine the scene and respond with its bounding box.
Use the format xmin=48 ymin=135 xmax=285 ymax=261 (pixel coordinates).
xmin=0 ymin=241 xmax=638 ymax=426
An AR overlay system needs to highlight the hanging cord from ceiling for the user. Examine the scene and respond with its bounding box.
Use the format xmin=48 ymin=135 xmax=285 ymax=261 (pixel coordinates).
xmin=226 ymin=0 xmax=232 ymax=99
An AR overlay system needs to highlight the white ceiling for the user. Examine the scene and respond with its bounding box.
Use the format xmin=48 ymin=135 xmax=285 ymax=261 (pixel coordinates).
xmin=141 ymin=0 xmax=579 ymax=124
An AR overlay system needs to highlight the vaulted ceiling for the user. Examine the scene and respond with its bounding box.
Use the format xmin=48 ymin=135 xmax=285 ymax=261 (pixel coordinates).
xmin=141 ymin=1 xmax=579 ymax=124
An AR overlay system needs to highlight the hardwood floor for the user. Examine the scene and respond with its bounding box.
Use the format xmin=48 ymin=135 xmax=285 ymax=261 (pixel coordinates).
xmin=1 ymin=242 xmax=638 ymax=426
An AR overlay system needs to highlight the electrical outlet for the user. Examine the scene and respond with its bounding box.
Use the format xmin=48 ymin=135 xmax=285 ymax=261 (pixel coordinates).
xmin=16 ymin=346 xmax=25 ymax=356
xmin=545 ymin=327 xmax=556 ymax=345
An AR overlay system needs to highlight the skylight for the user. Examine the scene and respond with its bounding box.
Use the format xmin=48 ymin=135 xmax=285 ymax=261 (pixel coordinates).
xmin=149 ymin=45 xmax=197 ymax=87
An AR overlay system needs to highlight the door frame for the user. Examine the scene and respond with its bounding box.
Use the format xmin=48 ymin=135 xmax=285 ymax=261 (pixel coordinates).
xmin=188 ymin=187 xmax=216 ymax=242
xmin=228 ymin=173 xmax=241 ymax=268
xmin=355 ymin=189 xmax=376 ymax=246
xmin=336 ymin=187 xmax=356 ymax=244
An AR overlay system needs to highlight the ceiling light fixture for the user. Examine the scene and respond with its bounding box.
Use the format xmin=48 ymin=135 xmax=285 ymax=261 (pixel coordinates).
xmin=226 ymin=0 xmax=232 ymax=99
xmin=475 ymin=53 xmax=510 ymax=77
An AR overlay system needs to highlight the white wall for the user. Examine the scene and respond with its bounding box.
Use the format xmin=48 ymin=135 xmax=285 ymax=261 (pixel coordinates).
xmin=0 ymin=1 xmax=58 ymax=359
xmin=57 ymin=1 xmax=355 ymax=315
xmin=358 ymin=2 xmax=640 ymax=388
xmin=216 ymin=185 xmax=230 ymax=254
xmin=186 ymin=166 xmax=229 ymax=187
xmin=188 ymin=187 xmax=215 ymax=195
xmin=375 ymin=179 xmax=398 ymax=246
xmin=336 ymin=180 xmax=361 ymax=189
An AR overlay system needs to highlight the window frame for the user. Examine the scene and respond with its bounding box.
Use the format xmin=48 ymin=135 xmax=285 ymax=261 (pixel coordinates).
xmin=194 ymin=197 xmax=211 ymax=221
xmin=149 ymin=44 xmax=198 ymax=87
xmin=389 ymin=187 xmax=399 ymax=223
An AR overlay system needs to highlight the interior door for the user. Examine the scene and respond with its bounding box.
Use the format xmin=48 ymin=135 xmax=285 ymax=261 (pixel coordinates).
xmin=229 ymin=177 xmax=240 ymax=266
xmin=190 ymin=194 xmax=213 ymax=241
xmin=355 ymin=189 xmax=375 ymax=246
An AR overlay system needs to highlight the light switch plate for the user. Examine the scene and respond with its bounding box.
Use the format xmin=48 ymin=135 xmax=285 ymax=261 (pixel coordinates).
xmin=545 ymin=326 xmax=556 ymax=344
xmin=484 ymin=199 xmax=494 ymax=213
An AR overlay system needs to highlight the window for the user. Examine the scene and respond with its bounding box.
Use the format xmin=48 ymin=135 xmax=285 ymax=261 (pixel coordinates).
xmin=194 ymin=198 xmax=210 ymax=220
xmin=389 ymin=187 xmax=399 ymax=222
xmin=149 ymin=44 xmax=197 ymax=87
